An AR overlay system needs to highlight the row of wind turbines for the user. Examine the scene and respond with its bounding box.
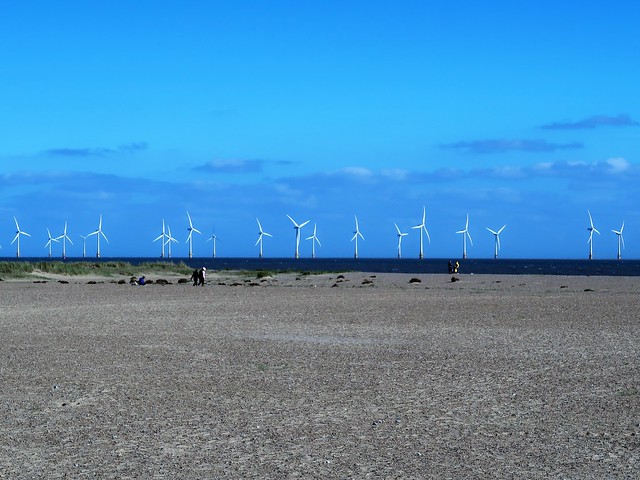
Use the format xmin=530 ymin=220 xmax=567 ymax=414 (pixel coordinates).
xmin=4 ymin=209 xmax=627 ymax=260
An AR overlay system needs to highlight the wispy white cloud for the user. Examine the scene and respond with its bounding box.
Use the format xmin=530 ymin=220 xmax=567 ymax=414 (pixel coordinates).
xmin=194 ymin=159 xmax=264 ymax=174
xmin=540 ymin=114 xmax=639 ymax=130
xmin=43 ymin=142 xmax=147 ymax=157
xmin=440 ymin=139 xmax=583 ymax=154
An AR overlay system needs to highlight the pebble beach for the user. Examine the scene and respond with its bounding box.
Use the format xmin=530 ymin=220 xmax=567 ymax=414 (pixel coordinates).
xmin=1 ymin=271 xmax=638 ymax=478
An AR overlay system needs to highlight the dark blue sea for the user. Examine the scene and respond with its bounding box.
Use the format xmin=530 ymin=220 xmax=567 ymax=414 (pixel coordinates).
xmin=9 ymin=257 xmax=640 ymax=276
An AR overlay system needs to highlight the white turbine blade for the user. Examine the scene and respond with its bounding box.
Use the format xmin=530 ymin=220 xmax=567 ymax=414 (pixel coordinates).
xmin=394 ymin=223 xmax=402 ymax=235
xmin=255 ymin=233 xmax=263 ymax=246
xmin=192 ymin=227 xmax=202 ymax=235
xmin=186 ymin=211 xmax=194 ymax=228
xmin=621 ymin=234 xmax=625 ymax=249
xmin=286 ymin=214 xmax=298 ymax=227
xmin=400 ymin=232 xmax=408 ymax=238
xmin=465 ymin=214 xmax=469 ymax=230
xmin=498 ymin=225 xmax=506 ymax=234
xmin=153 ymin=233 xmax=164 ymax=242
xmin=423 ymin=226 xmax=431 ymax=243
xmin=359 ymin=231 xmax=365 ymax=240
xmin=455 ymin=229 xmax=465 ymax=234
xmin=299 ymin=220 xmax=310 ymax=228
xmin=101 ymin=231 xmax=109 ymax=243
xmin=23 ymin=231 xmax=31 ymax=237
xmin=411 ymin=224 xmax=422 ymax=230
xmin=620 ymin=221 xmax=625 ymax=233
xmin=421 ymin=206 xmax=426 ymax=224
xmin=315 ymin=236 xmax=322 ymax=247
xmin=587 ymin=230 xmax=593 ymax=244
xmin=11 ymin=233 xmax=19 ymax=244
xmin=14 ymin=216 xmax=20 ymax=230
xmin=497 ymin=235 xmax=501 ymax=250
xmin=66 ymin=235 xmax=73 ymax=245
xmin=587 ymin=210 xmax=594 ymax=228
xmin=351 ymin=232 xmax=358 ymax=242
xmin=593 ymin=227 xmax=600 ymax=235
xmin=256 ymin=218 xmax=263 ymax=232
xmin=486 ymin=227 xmax=498 ymax=235
xmin=186 ymin=231 xmax=193 ymax=243
xmin=263 ymin=232 xmax=272 ymax=238
xmin=467 ymin=231 xmax=473 ymax=245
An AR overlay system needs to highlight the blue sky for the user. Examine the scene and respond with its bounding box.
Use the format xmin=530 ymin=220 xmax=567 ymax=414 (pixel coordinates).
xmin=1 ymin=1 xmax=639 ymax=259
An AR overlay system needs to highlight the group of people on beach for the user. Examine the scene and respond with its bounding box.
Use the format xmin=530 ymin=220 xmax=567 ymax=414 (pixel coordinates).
xmin=191 ymin=267 xmax=207 ymax=286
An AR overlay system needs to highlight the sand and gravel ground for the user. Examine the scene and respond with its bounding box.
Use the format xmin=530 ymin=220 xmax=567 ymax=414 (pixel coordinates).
xmin=0 ymin=272 xmax=638 ymax=478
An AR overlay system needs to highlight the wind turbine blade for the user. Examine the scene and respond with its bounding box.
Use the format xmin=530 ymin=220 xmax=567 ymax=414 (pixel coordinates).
xmin=422 ymin=206 xmax=426 ymax=224
xmin=497 ymin=236 xmax=501 ymax=250
xmin=351 ymin=232 xmax=357 ymax=242
xmin=256 ymin=218 xmax=263 ymax=232
xmin=255 ymin=234 xmax=262 ymax=246
xmin=186 ymin=211 xmax=194 ymax=228
xmin=316 ymin=237 xmax=322 ymax=247
xmin=620 ymin=221 xmax=625 ymax=233
xmin=23 ymin=231 xmax=31 ymax=237
xmin=192 ymin=227 xmax=202 ymax=234
xmin=394 ymin=223 xmax=401 ymax=235
xmin=299 ymin=220 xmax=310 ymax=228
xmin=467 ymin=231 xmax=473 ymax=245
xmin=465 ymin=214 xmax=469 ymax=230
xmin=153 ymin=234 xmax=164 ymax=242
xmin=101 ymin=231 xmax=109 ymax=243
xmin=587 ymin=210 xmax=594 ymax=228
xmin=186 ymin=231 xmax=192 ymax=243
xmin=14 ymin=217 xmax=19 ymax=230
xmin=498 ymin=225 xmax=506 ymax=234
xmin=621 ymin=235 xmax=625 ymax=249
xmin=424 ymin=226 xmax=431 ymax=243
xmin=593 ymin=228 xmax=600 ymax=235
xmin=264 ymin=232 xmax=272 ymax=238
xmin=486 ymin=227 xmax=498 ymax=235
xmin=286 ymin=214 xmax=298 ymax=227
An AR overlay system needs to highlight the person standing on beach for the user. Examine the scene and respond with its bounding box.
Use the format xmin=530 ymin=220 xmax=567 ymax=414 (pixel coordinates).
xmin=197 ymin=267 xmax=206 ymax=286
xmin=191 ymin=269 xmax=199 ymax=286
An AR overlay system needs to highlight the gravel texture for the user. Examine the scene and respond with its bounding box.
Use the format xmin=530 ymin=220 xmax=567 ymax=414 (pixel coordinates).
xmin=0 ymin=272 xmax=638 ymax=478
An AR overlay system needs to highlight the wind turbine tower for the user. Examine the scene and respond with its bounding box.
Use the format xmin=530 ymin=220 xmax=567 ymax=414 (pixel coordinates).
xmin=306 ymin=223 xmax=321 ymax=258
xmin=153 ymin=219 xmax=168 ymax=258
xmin=80 ymin=235 xmax=87 ymax=258
xmin=87 ymin=214 xmax=109 ymax=258
xmin=185 ymin=211 xmax=201 ymax=258
xmin=411 ymin=206 xmax=431 ymax=259
xmin=456 ymin=214 xmax=473 ymax=259
xmin=612 ymin=222 xmax=625 ymax=260
xmin=165 ymin=225 xmax=178 ymax=258
xmin=286 ymin=215 xmax=309 ymax=259
xmin=486 ymin=225 xmax=506 ymax=259
xmin=11 ymin=217 xmax=31 ymax=258
xmin=394 ymin=223 xmax=408 ymax=259
xmin=44 ymin=228 xmax=59 ymax=258
xmin=56 ymin=221 xmax=73 ymax=259
xmin=586 ymin=210 xmax=600 ymax=260
xmin=207 ymin=228 xmax=218 ymax=258
xmin=255 ymin=218 xmax=272 ymax=258
xmin=351 ymin=215 xmax=365 ymax=259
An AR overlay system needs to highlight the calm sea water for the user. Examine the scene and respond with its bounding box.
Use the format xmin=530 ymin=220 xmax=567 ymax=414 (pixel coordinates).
xmin=10 ymin=257 xmax=640 ymax=276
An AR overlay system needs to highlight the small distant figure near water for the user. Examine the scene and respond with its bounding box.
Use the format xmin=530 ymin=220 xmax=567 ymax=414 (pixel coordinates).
xmin=191 ymin=269 xmax=199 ymax=286
xmin=454 ymin=261 xmax=460 ymax=274
xmin=448 ymin=260 xmax=453 ymax=274
xmin=130 ymin=276 xmax=138 ymax=285
xmin=138 ymin=276 xmax=146 ymax=286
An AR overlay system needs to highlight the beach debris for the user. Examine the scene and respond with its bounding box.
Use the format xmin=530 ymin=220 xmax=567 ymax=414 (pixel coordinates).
xmin=450 ymin=276 xmax=460 ymax=282
xmin=58 ymin=280 xmax=69 ymax=284
xmin=155 ymin=279 xmax=171 ymax=285
xmin=409 ymin=277 xmax=422 ymax=283
xmin=117 ymin=279 xmax=126 ymax=284
xmin=337 ymin=274 xmax=345 ymax=280
xmin=362 ymin=278 xmax=374 ymax=285
xmin=177 ymin=278 xmax=188 ymax=284
xmin=584 ymin=288 xmax=595 ymax=292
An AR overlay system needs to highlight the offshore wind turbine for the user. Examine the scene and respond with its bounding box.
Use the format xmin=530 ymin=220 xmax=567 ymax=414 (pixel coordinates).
xmin=411 ymin=206 xmax=431 ymax=259
xmin=80 ymin=234 xmax=87 ymax=258
xmin=87 ymin=214 xmax=109 ymax=258
xmin=165 ymin=225 xmax=178 ymax=258
xmin=351 ymin=215 xmax=364 ymax=259
xmin=586 ymin=210 xmax=600 ymax=260
xmin=255 ymin=218 xmax=272 ymax=258
xmin=153 ymin=219 xmax=167 ymax=258
xmin=286 ymin=214 xmax=309 ymax=259
xmin=486 ymin=225 xmax=506 ymax=259
xmin=394 ymin=223 xmax=409 ymax=259
xmin=44 ymin=228 xmax=59 ymax=258
xmin=206 ymin=228 xmax=218 ymax=258
xmin=11 ymin=217 xmax=31 ymax=258
xmin=185 ymin=211 xmax=201 ymax=258
xmin=306 ymin=223 xmax=321 ymax=258
xmin=456 ymin=214 xmax=473 ymax=259
xmin=612 ymin=222 xmax=625 ymax=260
xmin=56 ymin=221 xmax=73 ymax=259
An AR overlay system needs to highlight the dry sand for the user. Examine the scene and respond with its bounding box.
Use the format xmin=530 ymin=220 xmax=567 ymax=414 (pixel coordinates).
xmin=0 ymin=271 xmax=638 ymax=478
